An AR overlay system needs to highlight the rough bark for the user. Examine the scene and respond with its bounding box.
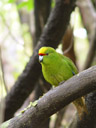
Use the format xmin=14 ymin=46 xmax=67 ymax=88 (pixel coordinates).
xmin=33 ymin=81 xmax=50 ymax=128
xmin=4 ymin=0 xmax=76 ymax=121
xmin=1 ymin=65 xmax=96 ymax=128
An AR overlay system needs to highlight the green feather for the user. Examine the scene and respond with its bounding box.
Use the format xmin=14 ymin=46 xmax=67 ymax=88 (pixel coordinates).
xmin=39 ymin=47 xmax=78 ymax=86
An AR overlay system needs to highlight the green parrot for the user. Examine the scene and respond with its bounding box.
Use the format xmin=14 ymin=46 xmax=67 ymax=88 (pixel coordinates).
xmin=38 ymin=46 xmax=87 ymax=119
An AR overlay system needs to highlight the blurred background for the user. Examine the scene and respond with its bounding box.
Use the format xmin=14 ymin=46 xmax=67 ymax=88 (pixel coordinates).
xmin=0 ymin=0 xmax=96 ymax=127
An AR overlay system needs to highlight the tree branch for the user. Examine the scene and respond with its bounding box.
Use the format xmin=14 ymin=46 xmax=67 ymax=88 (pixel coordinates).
xmin=1 ymin=65 xmax=96 ymax=128
xmin=4 ymin=0 xmax=76 ymax=120
xmin=77 ymin=0 xmax=96 ymax=34
xmin=82 ymin=30 xmax=96 ymax=70
xmin=0 ymin=46 xmax=8 ymax=93
xmin=77 ymin=0 xmax=96 ymax=70
xmin=34 ymin=0 xmax=51 ymax=47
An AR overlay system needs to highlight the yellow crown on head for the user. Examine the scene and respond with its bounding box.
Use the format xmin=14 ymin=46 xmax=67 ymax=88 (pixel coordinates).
xmin=39 ymin=47 xmax=49 ymax=54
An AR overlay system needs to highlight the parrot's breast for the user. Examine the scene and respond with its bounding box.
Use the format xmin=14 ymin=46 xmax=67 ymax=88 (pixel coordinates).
xmin=40 ymin=52 xmax=78 ymax=86
xmin=42 ymin=63 xmax=73 ymax=86
xmin=42 ymin=67 xmax=60 ymax=86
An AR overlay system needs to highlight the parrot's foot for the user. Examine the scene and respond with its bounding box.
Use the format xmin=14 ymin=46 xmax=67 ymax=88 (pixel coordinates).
xmin=77 ymin=105 xmax=88 ymax=120
xmin=59 ymin=81 xmax=65 ymax=85
xmin=73 ymin=97 xmax=88 ymax=120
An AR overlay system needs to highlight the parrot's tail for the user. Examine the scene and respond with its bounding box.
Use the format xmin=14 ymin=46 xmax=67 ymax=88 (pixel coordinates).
xmin=73 ymin=97 xmax=88 ymax=119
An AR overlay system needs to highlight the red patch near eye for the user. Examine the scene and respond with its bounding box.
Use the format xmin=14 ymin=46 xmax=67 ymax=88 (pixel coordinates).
xmin=38 ymin=53 xmax=46 ymax=56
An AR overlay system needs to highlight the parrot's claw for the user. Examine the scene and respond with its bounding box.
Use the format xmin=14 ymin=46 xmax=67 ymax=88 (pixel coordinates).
xmin=59 ymin=81 xmax=65 ymax=85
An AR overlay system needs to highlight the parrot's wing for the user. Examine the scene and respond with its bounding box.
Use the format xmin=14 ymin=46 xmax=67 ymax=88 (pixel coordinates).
xmin=59 ymin=53 xmax=78 ymax=75
xmin=64 ymin=56 xmax=78 ymax=74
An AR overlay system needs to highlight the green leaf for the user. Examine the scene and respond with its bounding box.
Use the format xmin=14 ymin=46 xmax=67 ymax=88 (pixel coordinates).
xmin=30 ymin=101 xmax=38 ymax=107
xmin=51 ymin=0 xmax=55 ymax=8
xmin=21 ymin=108 xmax=26 ymax=113
xmin=17 ymin=1 xmax=28 ymax=9
xmin=27 ymin=0 xmax=34 ymax=11
xmin=17 ymin=0 xmax=34 ymax=11
xmin=8 ymin=0 xmax=15 ymax=3
xmin=20 ymin=101 xmax=38 ymax=114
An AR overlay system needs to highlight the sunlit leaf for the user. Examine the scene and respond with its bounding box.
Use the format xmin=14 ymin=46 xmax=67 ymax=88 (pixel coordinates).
xmin=17 ymin=1 xmax=28 ymax=9
xmin=8 ymin=0 xmax=15 ymax=3
xmin=17 ymin=0 xmax=34 ymax=11
xmin=51 ymin=0 xmax=55 ymax=8
xmin=30 ymin=101 xmax=38 ymax=107
xmin=27 ymin=0 xmax=34 ymax=11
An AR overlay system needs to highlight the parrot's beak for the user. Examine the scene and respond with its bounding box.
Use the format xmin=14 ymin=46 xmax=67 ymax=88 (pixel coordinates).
xmin=39 ymin=55 xmax=43 ymax=62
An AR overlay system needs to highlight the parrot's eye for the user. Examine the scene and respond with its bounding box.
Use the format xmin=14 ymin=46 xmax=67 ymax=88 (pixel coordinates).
xmin=46 ymin=53 xmax=48 ymax=55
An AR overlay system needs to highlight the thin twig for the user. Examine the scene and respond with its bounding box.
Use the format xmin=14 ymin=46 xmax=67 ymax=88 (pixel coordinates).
xmin=0 ymin=13 xmax=29 ymax=57
xmin=0 ymin=13 xmax=21 ymax=44
xmin=0 ymin=46 xmax=8 ymax=93
xmin=82 ymin=30 xmax=96 ymax=70
xmin=63 ymin=33 xmax=73 ymax=55
xmin=53 ymin=107 xmax=67 ymax=128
